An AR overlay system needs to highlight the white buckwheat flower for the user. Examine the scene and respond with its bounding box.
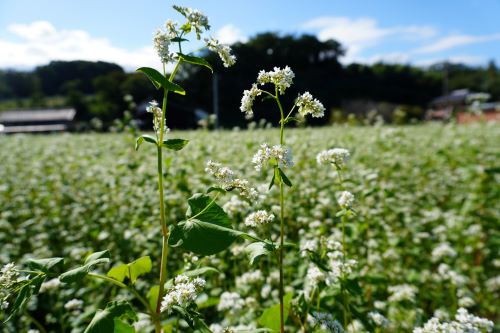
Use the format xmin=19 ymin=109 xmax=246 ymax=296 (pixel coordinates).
xmin=337 ymin=191 xmax=354 ymax=208
xmin=413 ymin=308 xmax=493 ymax=333
xmin=205 ymin=37 xmax=236 ymax=67
xmin=257 ymin=66 xmax=295 ymax=94
xmin=245 ymin=210 xmax=275 ymax=227
xmin=160 ymin=275 xmax=205 ymax=313
xmin=316 ymin=148 xmax=350 ymax=169
xmin=311 ymin=312 xmax=345 ymax=333
xmin=296 ymin=92 xmax=325 ymax=118
xmin=205 ymin=160 xmax=258 ymax=200
xmin=368 ymin=311 xmax=389 ymax=328
xmin=153 ymin=28 xmax=176 ymax=63
xmin=173 ymin=6 xmax=210 ymax=39
xmin=252 ymin=143 xmax=294 ymax=172
xmin=64 ymin=298 xmax=83 ymax=312
xmin=146 ymin=100 xmax=168 ymax=136
xmin=240 ymin=84 xmax=261 ymax=119
xmin=388 ymin=284 xmax=418 ymax=303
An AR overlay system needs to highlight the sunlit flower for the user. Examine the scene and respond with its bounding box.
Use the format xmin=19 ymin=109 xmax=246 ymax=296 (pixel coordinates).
xmin=205 ymin=37 xmax=236 ymax=67
xmin=173 ymin=5 xmax=210 ymax=39
xmin=316 ymin=148 xmax=350 ymax=168
xmin=252 ymin=143 xmax=294 ymax=172
xmin=244 ymin=210 xmax=274 ymax=227
xmin=240 ymin=84 xmax=261 ymax=119
xmin=160 ymin=275 xmax=205 ymax=313
xmin=296 ymin=92 xmax=325 ymax=118
xmin=257 ymin=66 xmax=295 ymax=94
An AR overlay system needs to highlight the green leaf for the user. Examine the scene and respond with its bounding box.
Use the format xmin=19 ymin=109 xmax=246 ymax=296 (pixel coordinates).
xmin=26 ymin=257 xmax=64 ymax=273
xmin=135 ymin=135 xmax=157 ymax=150
xmin=60 ymin=255 xmax=110 ymax=284
xmin=258 ymin=293 xmax=293 ymax=331
xmin=3 ymin=275 xmax=45 ymax=323
xmin=107 ymin=256 xmax=152 ymax=284
xmin=246 ymin=242 xmax=273 ymax=265
xmin=114 ymin=319 xmax=135 ymax=333
xmin=268 ymin=169 xmax=276 ymax=190
xmin=206 ymin=186 xmax=226 ymax=194
xmin=128 ymin=256 xmax=152 ymax=284
xmin=162 ymin=139 xmax=189 ymax=151
xmin=85 ymin=250 xmax=110 ymax=265
xmin=84 ymin=301 xmax=138 ymax=333
xmin=278 ymin=168 xmax=292 ymax=187
xmin=136 ymin=67 xmax=165 ymax=89
xmin=168 ymin=193 xmax=243 ymax=255
xmin=171 ymin=37 xmax=189 ymax=42
xmin=107 ymin=264 xmax=128 ymax=283
xmin=147 ymin=285 xmax=160 ymax=311
xmin=136 ymin=67 xmax=186 ymax=95
xmin=179 ymin=53 xmax=213 ymax=73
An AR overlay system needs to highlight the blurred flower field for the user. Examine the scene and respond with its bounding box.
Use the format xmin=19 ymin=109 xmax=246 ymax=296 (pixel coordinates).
xmin=0 ymin=123 xmax=499 ymax=332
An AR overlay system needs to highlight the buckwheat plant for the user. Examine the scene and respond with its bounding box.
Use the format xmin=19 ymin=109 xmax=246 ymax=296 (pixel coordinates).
xmin=1 ymin=5 xmax=237 ymax=333
xmin=240 ymin=66 xmax=326 ymax=332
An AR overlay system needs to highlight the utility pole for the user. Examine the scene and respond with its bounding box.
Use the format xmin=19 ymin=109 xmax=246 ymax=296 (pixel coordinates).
xmin=212 ymin=73 xmax=219 ymax=129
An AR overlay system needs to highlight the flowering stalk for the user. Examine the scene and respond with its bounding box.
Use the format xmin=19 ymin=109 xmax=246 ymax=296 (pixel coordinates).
xmin=155 ymin=59 xmax=182 ymax=320
xmin=242 ymin=66 xmax=325 ymax=332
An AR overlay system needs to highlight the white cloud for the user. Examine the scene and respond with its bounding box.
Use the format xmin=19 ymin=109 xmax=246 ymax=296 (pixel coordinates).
xmin=302 ymin=16 xmax=436 ymax=63
xmin=215 ymin=24 xmax=247 ymax=44
xmin=414 ymin=33 xmax=500 ymax=54
xmin=0 ymin=21 xmax=163 ymax=71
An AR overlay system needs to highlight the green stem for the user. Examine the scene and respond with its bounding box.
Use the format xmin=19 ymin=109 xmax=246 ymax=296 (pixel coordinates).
xmin=87 ymin=273 xmax=153 ymax=315
xmin=275 ymin=87 xmax=286 ymax=333
xmin=154 ymin=58 xmax=183 ymax=331
xmin=25 ymin=311 xmax=47 ymax=333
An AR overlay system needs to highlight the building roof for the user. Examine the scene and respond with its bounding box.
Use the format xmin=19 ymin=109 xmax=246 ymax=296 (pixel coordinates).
xmin=0 ymin=108 xmax=76 ymax=123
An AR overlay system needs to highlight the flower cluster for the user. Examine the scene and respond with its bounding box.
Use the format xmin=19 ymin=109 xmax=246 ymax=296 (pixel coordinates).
xmin=205 ymin=37 xmax=236 ymax=68
xmin=413 ymin=308 xmax=493 ymax=333
xmin=205 ymin=161 xmax=258 ymax=200
xmin=252 ymin=143 xmax=294 ymax=172
xmin=146 ymin=100 xmax=168 ymax=137
xmin=296 ymin=92 xmax=325 ymax=118
xmin=316 ymin=148 xmax=350 ymax=169
xmin=160 ymin=275 xmax=206 ymax=314
xmin=337 ymin=191 xmax=354 ymax=208
xmin=240 ymin=84 xmax=262 ymax=119
xmin=244 ymin=210 xmax=275 ymax=227
xmin=257 ymin=66 xmax=295 ymax=94
xmin=368 ymin=311 xmax=389 ymax=328
xmin=0 ymin=263 xmax=18 ymax=310
xmin=153 ymin=24 xmax=177 ymax=64
xmin=64 ymin=298 xmax=84 ymax=313
xmin=311 ymin=312 xmax=345 ymax=333
xmin=172 ymin=5 xmax=210 ymax=39
xmin=388 ymin=284 xmax=418 ymax=303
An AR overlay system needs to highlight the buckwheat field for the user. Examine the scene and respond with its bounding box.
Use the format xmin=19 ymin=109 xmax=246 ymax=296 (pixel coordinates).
xmin=1 ymin=4 xmax=499 ymax=333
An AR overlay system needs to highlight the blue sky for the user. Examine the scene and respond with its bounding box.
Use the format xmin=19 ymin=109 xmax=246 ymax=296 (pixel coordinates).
xmin=1 ymin=0 xmax=499 ymax=71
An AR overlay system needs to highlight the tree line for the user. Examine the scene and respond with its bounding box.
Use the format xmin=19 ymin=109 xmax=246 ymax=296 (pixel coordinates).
xmin=1 ymin=32 xmax=499 ymax=128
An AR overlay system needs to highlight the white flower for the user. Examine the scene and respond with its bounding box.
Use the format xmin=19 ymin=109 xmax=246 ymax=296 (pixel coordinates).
xmin=311 ymin=312 xmax=345 ymax=333
xmin=160 ymin=275 xmax=205 ymax=313
xmin=257 ymin=66 xmax=295 ymax=94
xmin=40 ymin=278 xmax=60 ymax=293
xmin=244 ymin=210 xmax=274 ymax=227
xmin=337 ymin=191 xmax=354 ymax=208
xmin=431 ymin=242 xmax=457 ymax=262
xmin=413 ymin=308 xmax=493 ymax=333
xmin=240 ymin=84 xmax=261 ymax=119
xmin=0 ymin=263 xmax=18 ymax=287
xmin=316 ymin=148 xmax=350 ymax=168
xmin=217 ymin=291 xmax=245 ymax=313
xmin=205 ymin=161 xmax=258 ymax=200
xmin=153 ymin=28 xmax=176 ymax=63
xmin=368 ymin=311 xmax=389 ymax=328
xmin=205 ymin=37 xmax=236 ymax=67
xmin=252 ymin=143 xmax=294 ymax=172
xmin=296 ymin=92 xmax=325 ymax=118
xmin=236 ymin=270 xmax=264 ymax=286
xmin=223 ymin=195 xmax=250 ymax=218
xmin=173 ymin=5 xmax=210 ymax=39
xmin=64 ymin=298 xmax=83 ymax=312
xmin=388 ymin=284 xmax=418 ymax=303
xmin=146 ymin=100 xmax=167 ymax=136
